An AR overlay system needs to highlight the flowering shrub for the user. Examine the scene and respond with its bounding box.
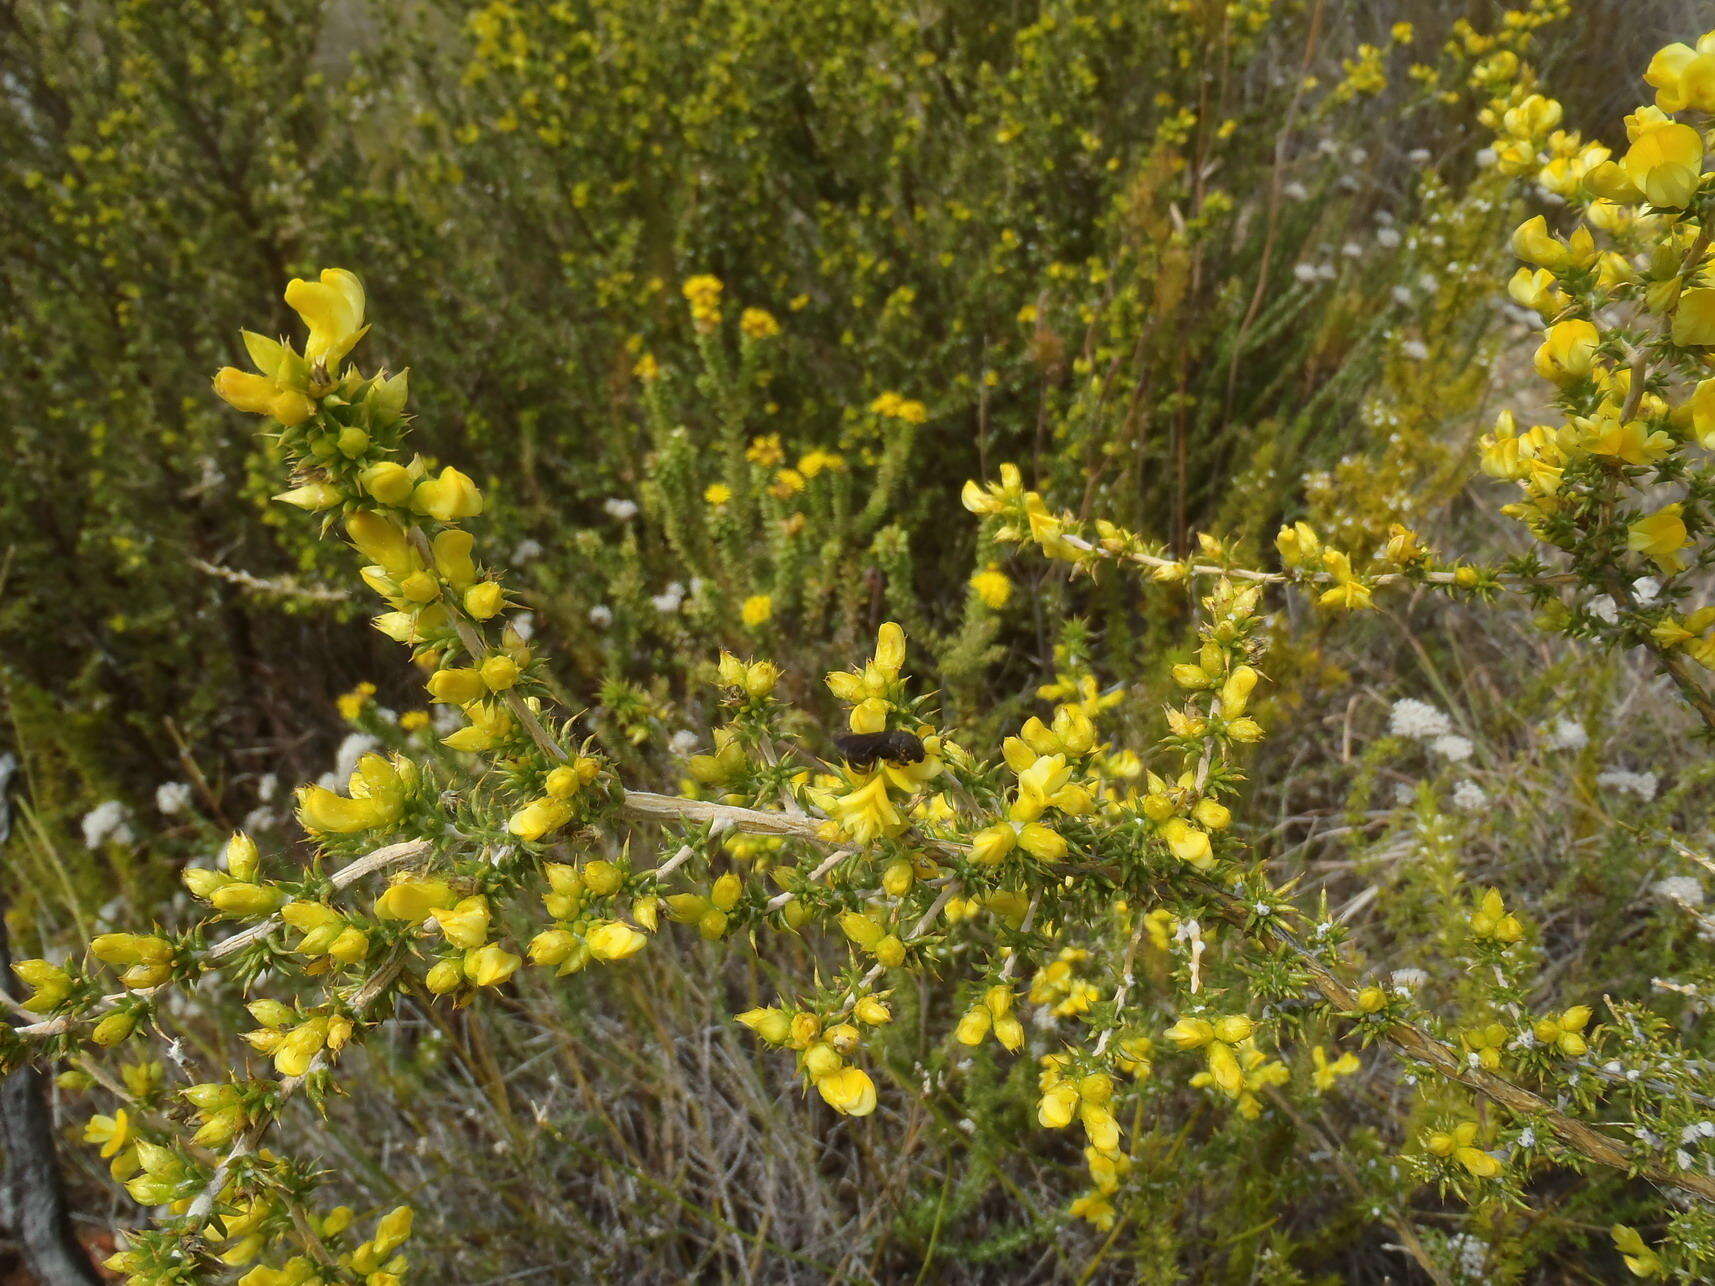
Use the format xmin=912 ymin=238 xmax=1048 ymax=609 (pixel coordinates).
xmin=18 ymin=4 xmax=1715 ymax=1284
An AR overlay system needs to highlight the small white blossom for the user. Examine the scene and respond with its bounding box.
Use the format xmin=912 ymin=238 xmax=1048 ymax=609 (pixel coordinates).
xmin=1391 ymin=284 xmax=1415 ymax=306
xmin=669 ymin=730 xmax=699 ymax=756
xmin=511 ymin=538 xmax=544 ymax=564
xmin=1475 ymin=146 xmax=1498 ymax=168
xmin=588 ymin=604 xmax=613 ymax=628
xmin=1451 ymin=780 xmax=1488 ymax=812
xmin=1283 ymin=180 xmax=1309 ymax=201
xmin=1388 ymin=698 xmax=1452 ymax=740
xmin=81 ymin=800 xmax=134 ymax=848
xmin=1401 ymin=339 xmax=1430 ymax=361
xmin=1390 ymin=968 xmax=1428 ymax=990
xmin=1432 ymin=734 xmax=1473 ymax=762
xmin=650 ymin=591 xmax=683 ymax=614
xmin=1653 ymin=876 xmax=1704 ymax=906
xmin=602 ymin=498 xmax=639 ymax=521
xmin=1407 ymin=148 xmax=1431 ymax=165
xmin=256 ymin=772 xmax=279 ymax=802
xmin=1632 ymin=576 xmax=1662 ymax=605
xmin=1293 ymin=262 xmax=1321 ymax=283
xmin=155 ymin=781 xmax=193 ymax=815
xmin=1543 ymin=717 xmax=1587 ymax=751
xmin=334 ymin=732 xmax=379 ymax=782
xmin=1598 ymin=769 xmax=1658 ymax=802
xmin=1376 ymin=227 xmax=1402 ymax=249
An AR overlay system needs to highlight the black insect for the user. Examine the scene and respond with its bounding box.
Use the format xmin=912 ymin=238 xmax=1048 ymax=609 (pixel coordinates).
xmin=832 ymin=729 xmax=926 ymax=770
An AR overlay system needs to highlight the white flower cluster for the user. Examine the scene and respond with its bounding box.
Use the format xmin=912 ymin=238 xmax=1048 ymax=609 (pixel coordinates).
xmin=80 ymin=799 xmax=134 ymax=848
xmin=1388 ymin=698 xmax=1451 ymax=740
xmin=1597 ymin=769 xmax=1658 ymax=802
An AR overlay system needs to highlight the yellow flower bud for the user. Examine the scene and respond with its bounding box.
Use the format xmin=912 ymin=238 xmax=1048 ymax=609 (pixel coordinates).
xmin=464 ymin=582 xmax=506 ymax=620
xmin=737 ymin=1007 xmax=793 ymax=1044
xmin=411 ymin=466 xmax=484 ymax=523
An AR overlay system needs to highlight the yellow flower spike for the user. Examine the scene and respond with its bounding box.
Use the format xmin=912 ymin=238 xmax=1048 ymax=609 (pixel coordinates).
xmin=442 ymin=700 xmax=513 ymax=752
xmin=283 ymin=268 xmax=368 ymax=370
xmin=463 ymin=943 xmax=521 ymax=988
xmin=421 ymin=958 xmax=463 ymax=994
xmin=814 ymin=1065 xmax=877 ymax=1116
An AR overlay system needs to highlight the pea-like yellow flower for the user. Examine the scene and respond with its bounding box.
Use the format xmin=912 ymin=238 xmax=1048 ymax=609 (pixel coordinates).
xmin=1628 ymin=503 xmax=1688 ymax=574
xmin=814 ymin=1065 xmax=877 ymax=1116
xmin=1646 ymin=33 xmax=1715 ymax=113
xmin=586 ymin=920 xmax=648 ymax=962
xmin=284 ymin=268 xmax=368 ymax=371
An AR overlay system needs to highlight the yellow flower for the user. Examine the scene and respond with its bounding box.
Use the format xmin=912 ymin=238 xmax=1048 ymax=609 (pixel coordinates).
xmin=1310 ymin=1046 xmax=1361 ymax=1092
xmin=1628 ymin=504 xmax=1688 ymax=574
xmin=683 ymin=274 xmax=723 ymax=330
xmin=705 ymin=482 xmax=732 ymax=506
xmin=814 ymin=1065 xmax=877 ymax=1116
xmin=1674 ymin=288 xmax=1715 ymax=348
xmin=741 ymin=594 xmax=773 ymax=628
xmin=1646 ymin=33 xmax=1715 ymax=113
xmin=508 ymin=796 xmax=575 ymax=842
xmin=463 ymin=943 xmax=521 ymax=988
xmin=411 ymin=466 xmax=484 ymax=523
xmin=970 ymin=566 xmax=1013 ymax=608
xmin=283 ymin=268 xmax=368 ymax=371
xmin=1621 ymin=121 xmax=1703 ymax=208
xmin=739 ymin=308 xmax=780 ymax=339
xmin=1534 ymin=318 xmax=1601 ymax=385
xmin=213 ymin=331 xmax=315 ymax=425
xmin=1612 ymin=1223 xmax=1663 ymax=1277
xmin=374 ymin=878 xmax=455 ymax=924
xmin=586 ymin=920 xmax=648 ymax=962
